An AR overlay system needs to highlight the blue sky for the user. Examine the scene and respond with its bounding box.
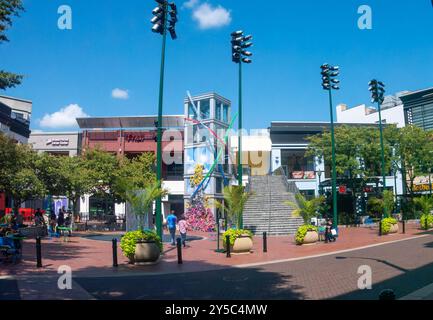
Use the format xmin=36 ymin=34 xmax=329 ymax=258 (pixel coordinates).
xmin=1 ymin=0 xmax=433 ymax=131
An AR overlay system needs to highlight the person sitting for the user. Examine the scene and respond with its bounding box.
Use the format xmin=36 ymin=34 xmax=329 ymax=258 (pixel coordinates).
xmin=325 ymin=218 xmax=337 ymax=243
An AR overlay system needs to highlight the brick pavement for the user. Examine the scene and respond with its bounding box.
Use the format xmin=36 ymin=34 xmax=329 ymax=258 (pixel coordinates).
xmin=1 ymin=222 xmax=431 ymax=300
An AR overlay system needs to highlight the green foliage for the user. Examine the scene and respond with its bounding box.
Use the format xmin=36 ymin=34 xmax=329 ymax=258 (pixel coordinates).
xmin=413 ymin=196 xmax=433 ymax=216
xmin=383 ymin=190 xmax=395 ymax=217
xmin=0 ymin=0 xmax=24 ymax=89
xmin=222 ymin=228 xmax=253 ymax=247
xmin=120 ymin=230 xmax=163 ymax=260
xmin=216 ymin=186 xmax=250 ymax=229
xmin=285 ymin=194 xmax=325 ymax=224
xmin=295 ymin=225 xmax=318 ymax=245
xmin=118 ymin=179 xmax=167 ymax=230
xmin=367 ymin=197 xmax=383 ymax=219
xmin=381 ymin=217 xmax=398 ymax=234
xmin=420 ymin=214 xmax=433 ymax=230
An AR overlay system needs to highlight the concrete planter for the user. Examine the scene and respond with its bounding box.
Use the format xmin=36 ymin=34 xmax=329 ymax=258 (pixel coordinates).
xmin=303 ymin=231 xmax=319 ymax=244
xmin=388 ymin=223 xmax=399 ymax=234
xmin=134 ymin=240 xmax=161 ymax=265
xmin=231 ymin=235 xmax=253 ymax=254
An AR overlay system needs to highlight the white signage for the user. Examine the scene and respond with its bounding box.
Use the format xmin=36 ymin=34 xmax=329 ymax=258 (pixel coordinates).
xmin=46 ymin=138 xmax=69 ymax=146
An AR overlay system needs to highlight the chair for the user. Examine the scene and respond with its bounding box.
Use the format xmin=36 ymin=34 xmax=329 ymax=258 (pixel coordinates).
xmin=0 ymin=237 xmax=19 ymax=264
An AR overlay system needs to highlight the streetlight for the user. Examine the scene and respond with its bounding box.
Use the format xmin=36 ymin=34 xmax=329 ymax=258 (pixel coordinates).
xmin=151 ymin=0 xmax=178 ymax=239
xmin=231 ymin=30 xmax=253 ymax=229
xmin=321 ymin=63 xmax=340 ymax=231
xmin=368 ymin=79 xmax=387 ymax=222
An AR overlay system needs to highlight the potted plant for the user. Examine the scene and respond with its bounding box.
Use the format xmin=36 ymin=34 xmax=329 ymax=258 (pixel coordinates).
xmin=381 ymin=217 xmax=399 ymax=235
xmin=118 ymin=180 xmax=167 ymax=264
xmin=217 ymin=186 xmax=253 ymax=254
xmin=414 ymin=195 xmax=433 ymax=230
xmin=295 ymin=225 xmax=319 ymax=245
xmin=120 ymin=229 xmax=163 ymax=265
xmin=286 ymin=194 xmax=325 ymax=245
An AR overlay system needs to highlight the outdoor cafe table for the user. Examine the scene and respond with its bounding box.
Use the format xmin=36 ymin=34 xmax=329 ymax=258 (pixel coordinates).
xmin=57 ymin=227 xmax=72 ymax=242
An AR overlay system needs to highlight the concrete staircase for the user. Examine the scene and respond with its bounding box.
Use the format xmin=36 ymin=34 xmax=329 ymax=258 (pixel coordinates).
xmin=243 ymin=175 xmax=304 ymax=236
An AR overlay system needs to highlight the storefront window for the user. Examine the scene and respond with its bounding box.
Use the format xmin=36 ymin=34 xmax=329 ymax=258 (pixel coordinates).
xmin=280 ymin=149 xmax=316 ymax=180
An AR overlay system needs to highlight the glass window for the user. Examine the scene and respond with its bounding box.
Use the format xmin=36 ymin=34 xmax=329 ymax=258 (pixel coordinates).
xmin=200 ymin=99 xmax=210 ymax=119
xmin=215 ymin=102 xmax=222 ymax=121
xmin=223 ymin=105 xmax=229 ymax=123
xmin=216 ymin=178 xmax=223 ymax=194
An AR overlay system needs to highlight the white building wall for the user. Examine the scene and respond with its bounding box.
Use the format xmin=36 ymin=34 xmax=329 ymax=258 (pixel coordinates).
xmin=336 ymin=104 xmax=406 ymax=128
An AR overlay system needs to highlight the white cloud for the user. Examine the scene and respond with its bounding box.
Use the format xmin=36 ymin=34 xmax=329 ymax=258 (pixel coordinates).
xmin=111 ymin=88 xmax=129 ymax=100
xmin=183 ymin=0 xmax=199 ymax=9
xmin=192 ymin=3 xmax=231 ymax=29
xmin=39 ymin=104 xmax=89 ymax=129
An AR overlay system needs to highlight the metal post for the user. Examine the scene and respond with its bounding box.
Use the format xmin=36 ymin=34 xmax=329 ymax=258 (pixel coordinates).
xmin=112 ymin=238 xmax=118 ymax=267
xmin=378 ymin=100 xmax=387 ymax=218
xmin=379 ymin=220 xmax=382 ymax=236
xmin=237 ymin=61 xmax=244 ymax=229
xmin=155 ymin=4 xmax=168 ymax=240
xmin=176 ymin=238 xmax=183 ymax=264
xmin=402 ymin=219 xmax=406 ymax=234
xmin=328 ymin=89 xmax=338 ymax=230
xmin=226 ymin=235 xmax=231 ymax=258
xmin=263 ymin=231 xmax=267 ymax=253
xmin=36 ymin=236 xmax=42 ymax=268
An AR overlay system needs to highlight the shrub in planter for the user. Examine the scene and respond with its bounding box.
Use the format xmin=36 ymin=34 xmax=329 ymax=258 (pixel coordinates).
xmin=295 ymin=225 xmax=318 ymax=245
xmin=420 ymin=214 xmax=433 ymax=230
xmin=120 ymin=230 xmax=163 ymax=263
xmin=381 ymin=217 xmax=398 ymax=235
xmin=222 ymin=229 xmax=253 ymax=253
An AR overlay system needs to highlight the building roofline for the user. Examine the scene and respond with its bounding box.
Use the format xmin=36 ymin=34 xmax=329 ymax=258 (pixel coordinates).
xmin=0 ymin=95 xmax=32 ymax=104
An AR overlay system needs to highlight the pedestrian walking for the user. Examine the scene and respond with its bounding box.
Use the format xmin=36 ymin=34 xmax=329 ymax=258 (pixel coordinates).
xmin=178 ymin=215 xmax=188 ymax=248
xmin=166 ymin=210 xmax=177 ymax=246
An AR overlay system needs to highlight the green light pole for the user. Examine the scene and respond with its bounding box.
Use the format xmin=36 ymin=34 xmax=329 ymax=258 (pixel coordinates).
xmin=231 ymin=30 xmax=253 ymax=229
xmin=369 ymin=80 xmax=387 ymax=220
xmin=151 ymin=0 xmax=178 ymax=239
xmin=321 ymin=64 xmax=340 ymax=230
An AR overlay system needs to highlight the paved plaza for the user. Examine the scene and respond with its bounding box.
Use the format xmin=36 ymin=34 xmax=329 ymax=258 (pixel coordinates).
xmin=2 ymin=223 xmax=433 ymax=300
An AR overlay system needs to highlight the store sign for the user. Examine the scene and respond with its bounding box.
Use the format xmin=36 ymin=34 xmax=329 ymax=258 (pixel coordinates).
xmin=46 ymin=138 xmax=69 ymax=146
xmin=126 ymin=133 xmax=155 ymax=143
xmin=413 ymin=184 xmax=432 ymax=192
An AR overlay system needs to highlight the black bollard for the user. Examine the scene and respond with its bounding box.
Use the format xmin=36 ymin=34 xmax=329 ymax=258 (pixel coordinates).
xmin=226 ymin=235 xmax=231 ymax=258
xmin=176 ymin=238 xmax=183 ymax=264
xmin=36 ymin=236 xmax=42 ymax=268
xmin=112 ymin=238 xmax=118 ymax=267
xmin=379 ymin=220 xmax=382 ymax=236
xmin=402 ymin=220 xmax=406 ymax=234
xmin=263 ymin=232 xmax=267 ymax=253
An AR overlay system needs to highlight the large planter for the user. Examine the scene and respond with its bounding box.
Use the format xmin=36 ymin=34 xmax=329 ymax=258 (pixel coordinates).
xmin=134 ymin=240 xmax=161 ymax=265
xmin=388 ymin=223 xmax=399 ymax=234
xmin=231 ymin=234 xmax=253 ymax=254
xmin=303 ymin=231 xmax=319 ymax=244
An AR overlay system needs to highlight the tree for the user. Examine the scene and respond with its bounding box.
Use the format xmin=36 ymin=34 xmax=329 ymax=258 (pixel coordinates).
xmin=58 ymin=156 xmax=94 ymax=223
xmin=119 ymin=179 xmax=167 ymax=231
xmin=114 ymin=153 xmax=156 ymax=200
xmin=285 ymin=194 xmax=325 ymax=225
xmin=6 ymin=143 xmax=45 ymax=214
xmin=413 ymin=195 xmax=433 ymax=216
xmin=83 ymin=148 xmax=121 ymax=204
xmin=390 ymin=126 xmax=433 ymax=195
xmin=0 ymin=0 xmax=24 ymax=90
xmin=216 ymin=186 xmax=250 ymax=229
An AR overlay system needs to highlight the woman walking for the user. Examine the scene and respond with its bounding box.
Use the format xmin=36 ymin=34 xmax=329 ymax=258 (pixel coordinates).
xmin=178 ymin=215 xmax=189 ymax=248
